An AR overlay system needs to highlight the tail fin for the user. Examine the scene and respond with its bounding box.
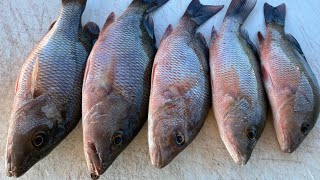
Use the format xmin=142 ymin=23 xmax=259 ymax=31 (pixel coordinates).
xmin=225 ymin=0 xmax=256 ymax=24
xmin=132 ymin=0 xmax=169 ymax=13
xmin=62 ymin=0 xmax=87 ymax=6
xmin=184 ymin=0 xmax=224 ymax=26
xmin=264 ymin=3 xmax=286 ymax=26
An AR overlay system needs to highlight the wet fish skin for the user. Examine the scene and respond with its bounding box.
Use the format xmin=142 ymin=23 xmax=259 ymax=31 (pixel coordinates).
xmin=258 ymin=3 xmax=320 ymax=153
xmin=5 ymin=0 xmax=99 ymax=177
xmin=148 ymin=0 xmax=223 ymax=169
xmin=209 ymin=0 xmax=267 ymax=165
xmin=82 ymin=0 xmax=169 ymax=177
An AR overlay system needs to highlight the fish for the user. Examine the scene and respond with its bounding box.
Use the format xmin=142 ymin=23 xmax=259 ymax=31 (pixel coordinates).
xmin=5 ymin=0 xmax=99 ymax=177
xmin=148 ymin=0 xmax=223 ymax=169
xmin=81 ymin=0 xmax=169 ymax=178
xmin=257 ymin=3 xmax=320 ymax=153
xmin=209 ymin=0 xmax=267 ymax=165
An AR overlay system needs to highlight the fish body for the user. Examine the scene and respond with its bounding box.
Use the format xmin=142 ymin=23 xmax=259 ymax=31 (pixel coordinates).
xmin=82 ymin=0 xmax=168 ymax=178
xmin=5 ymin=0 xmax=99 ymax=177
xmin=209 ymin=0 xmax=267 ymax=165
xmin=148 ymin=0 xmax=223 ymax=169
xmin=258 ymin=3 xmax=320 ymax=153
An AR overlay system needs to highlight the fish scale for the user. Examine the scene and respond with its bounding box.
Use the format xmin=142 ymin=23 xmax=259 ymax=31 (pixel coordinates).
xmin=82 ymin=0 xmax=166 ymax=177
xmin=209 ymin=0 xmax=267 ymax=165
xmin=148 ymin=0 xmax=222 ymax=169
xmin=258 ymin=3 xmax=319 ymax=153
xmin=6 ymin=0 xmax=99 ymax=177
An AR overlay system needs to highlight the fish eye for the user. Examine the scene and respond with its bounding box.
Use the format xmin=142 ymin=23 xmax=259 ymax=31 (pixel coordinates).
xmin=32 ymin=131 xmax=47 ymax=147
xmin=112 ymin=131 xmax=124 ymax=147
xmin=247 ymin=129 xmax=256 ymax=140
xmin=175 ymin=132 xmax=185 ymax=146
xmin=301 ymin=122 xmax=310 ymax=135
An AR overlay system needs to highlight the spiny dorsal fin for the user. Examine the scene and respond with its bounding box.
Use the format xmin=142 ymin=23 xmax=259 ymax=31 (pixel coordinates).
xmin=184 ymin=0 xmax=224 ymax=26
xmin=264 ymin=3 xmax=286 ymax=26
xmin=225 ymin=0 xmax=257 ymax=24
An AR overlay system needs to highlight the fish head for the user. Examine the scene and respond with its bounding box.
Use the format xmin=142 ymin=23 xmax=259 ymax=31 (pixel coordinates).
xmin=148 ymin=100 xmax=191 ymax=169
xmin=6 ymin=95 xmax=65 ymax=177
xmin=83 ymin=96 xmax=132 ymax=178
xmin=221 ymin=99 xmax=265 ymax=165
xmin=275 ymin=106 xmax=316 ymax=153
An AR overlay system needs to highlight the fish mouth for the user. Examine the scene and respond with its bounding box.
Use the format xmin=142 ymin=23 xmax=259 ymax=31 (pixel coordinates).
xmin=149 ymin=140 xmax=175 ymax=169
xmin=6 ymin=156 xmax=27 ymax=178
xmin=85 ymin=142 xmax=111 ymax=178
xmin=223 ymin=135 xmax=252 ymax=165
xmin=278 ymin=133 xmax=299 ymax=153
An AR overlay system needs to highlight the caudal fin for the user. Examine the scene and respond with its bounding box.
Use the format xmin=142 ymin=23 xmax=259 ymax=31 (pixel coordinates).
xmin=225 ymin=0 xmax=256 ymax=24
xmin=264 ymin=3 xmax=286 ymax=26
xmin=132 ymin=0 xmax=169 ymax=13
xmin=62 ymin=0 xmax=87 ymax=6
xmin=184 ymin=0 xmax=224 ymax=26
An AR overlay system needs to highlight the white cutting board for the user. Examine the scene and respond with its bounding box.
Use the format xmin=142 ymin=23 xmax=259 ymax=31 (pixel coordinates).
xmin=0 ymin=0 xmax=319 ymax=179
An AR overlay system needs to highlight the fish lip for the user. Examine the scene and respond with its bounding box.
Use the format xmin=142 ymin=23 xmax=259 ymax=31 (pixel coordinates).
xmin=149 ymin=142 xmax=173 ymax=169
xmin=85 ymin=142 xmax=110 ymax=176
xmin=6 ymin=160 xmax=27 ymax=178
xmin=278 ymin=129 xmax=298 ymax=153
xmin=224 ymin=135 xmax=252 ymax=165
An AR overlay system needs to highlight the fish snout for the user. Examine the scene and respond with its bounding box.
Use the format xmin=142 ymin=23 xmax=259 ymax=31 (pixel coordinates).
xmin=6 ymin=156 xmax=26 ymax=178
xmin=279 ymin=134 xmax=300 ymax=153
xmin=150 ymin=146 xmax=164 ymax=169
xmin=85 ymin=141 xmax=111 ymax=177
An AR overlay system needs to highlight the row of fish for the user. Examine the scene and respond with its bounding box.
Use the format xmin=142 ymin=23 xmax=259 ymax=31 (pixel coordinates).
xmin=5 ymin=0 xmax=320 ymax=178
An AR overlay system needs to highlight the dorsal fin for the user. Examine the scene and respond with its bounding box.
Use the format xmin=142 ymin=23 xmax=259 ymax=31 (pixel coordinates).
xmin=144 ymin=14 xmax=155 ymax=39
xmin=241 ymin=28 xmax=257 ymax=54
xmin=286 ymin=34 xmax=306 ymax=59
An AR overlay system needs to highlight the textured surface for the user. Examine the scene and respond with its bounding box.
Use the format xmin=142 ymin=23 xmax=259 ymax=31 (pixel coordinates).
xmin=0 ymin=0 xmax=319 ymax=179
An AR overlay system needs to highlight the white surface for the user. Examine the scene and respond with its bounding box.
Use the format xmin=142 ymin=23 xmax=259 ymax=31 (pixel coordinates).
xmin=0 ymin=0 xmax=320 ymax=179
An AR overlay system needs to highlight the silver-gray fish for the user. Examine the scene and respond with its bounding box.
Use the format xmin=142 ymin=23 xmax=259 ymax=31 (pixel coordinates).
xmin=82 ymin=0 xmax=168 ymax=178
xmin=258 ymin=3 xmax=320 ymax=153
xmin=148 ymin=0 xmax=223 ymax=169
xmin=209 ymin=0 xmax=267 ymax=165
xmin=5 ymin=0 xmax=99 ymax=177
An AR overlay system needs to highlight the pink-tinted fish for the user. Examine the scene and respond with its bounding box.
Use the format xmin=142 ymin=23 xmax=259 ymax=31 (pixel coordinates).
xmin=209 ymin=0 xmax=267 ymax=165
xmin=148 ymin=0 xmax=223 ymax=168
xmin=258 ymin=3 xmax=320 ymax=153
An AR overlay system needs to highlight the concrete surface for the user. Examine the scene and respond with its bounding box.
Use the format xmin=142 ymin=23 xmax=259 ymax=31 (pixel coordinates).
xmin=0 ymin=0 xmax=320 ymax=179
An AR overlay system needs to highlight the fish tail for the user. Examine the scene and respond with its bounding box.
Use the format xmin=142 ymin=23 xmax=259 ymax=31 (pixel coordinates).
xmin=62 ymin=0 xmax=87 ymax=6
xmin=264 ymin=3 xmax=286 ymax=26
xmin=225 ymin=0 xmax=256 ymax=24
xmin=132 ymin=0 xmax=169 ymax=13
xmin=184 ymin=0 xmax=224 ymax=26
